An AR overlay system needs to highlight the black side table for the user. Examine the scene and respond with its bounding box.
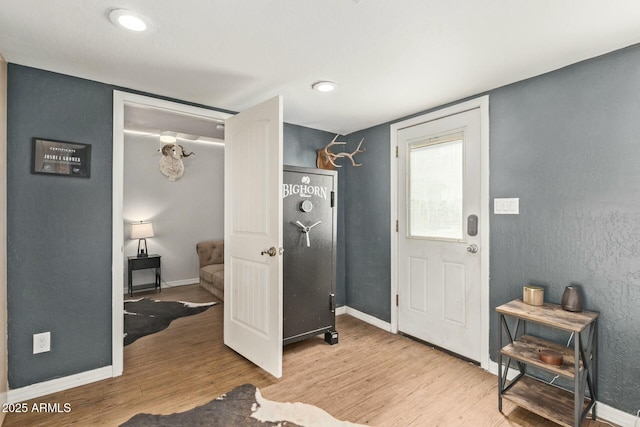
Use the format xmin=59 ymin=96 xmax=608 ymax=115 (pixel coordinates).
xmin=127 ymin=254 xmax=161 ymax=296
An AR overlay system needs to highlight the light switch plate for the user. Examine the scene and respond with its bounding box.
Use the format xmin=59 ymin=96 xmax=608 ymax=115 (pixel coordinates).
xmin=494 ymin=198 xmax=519 ymax=215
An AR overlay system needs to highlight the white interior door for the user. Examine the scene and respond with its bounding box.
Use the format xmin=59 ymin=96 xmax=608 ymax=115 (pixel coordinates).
xmin=397 ymin=108 xmax=481 ymax=362
xmin=224 ymin=96 xmax=283 ymax=378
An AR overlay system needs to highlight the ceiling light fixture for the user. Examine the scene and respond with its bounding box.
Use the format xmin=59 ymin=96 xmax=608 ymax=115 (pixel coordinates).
xmin=123 ymin=128 xmax=223 ymax=145
xmin=176 ymin=136 xmax=225 ymax=147
xmin=159 ymin=131 xmax=177 ymax=143
xmin=109 ymin=9 xmax=149 ymax=32
xmin=312 ymin=81 xmax=337 ymax=93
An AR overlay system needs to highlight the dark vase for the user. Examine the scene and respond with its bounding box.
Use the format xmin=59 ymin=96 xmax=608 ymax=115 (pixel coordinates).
xmin=561 ymin=286 xmax=583 ymax=312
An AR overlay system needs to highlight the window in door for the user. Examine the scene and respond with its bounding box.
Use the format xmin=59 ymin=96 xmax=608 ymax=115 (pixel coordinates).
xmin=408 ymin=131 xmax=464 ymax=241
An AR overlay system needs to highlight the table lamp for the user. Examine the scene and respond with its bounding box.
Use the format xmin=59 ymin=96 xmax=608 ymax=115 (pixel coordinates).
xmin=131 ymin=221 xmax=154 ymax=257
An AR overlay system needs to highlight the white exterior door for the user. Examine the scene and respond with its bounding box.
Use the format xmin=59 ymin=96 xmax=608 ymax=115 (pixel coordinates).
xmin=224 ymin=96 xmax=283 ymax=378
xmin=397 ymin=108 xmax=482 ymax=362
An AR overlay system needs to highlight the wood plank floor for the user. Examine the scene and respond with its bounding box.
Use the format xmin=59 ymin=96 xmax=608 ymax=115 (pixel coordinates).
xmin=3 ymin=284 xmax=614 ymax=426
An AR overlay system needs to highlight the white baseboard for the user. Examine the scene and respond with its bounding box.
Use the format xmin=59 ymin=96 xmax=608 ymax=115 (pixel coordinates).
xmin=7 ymin=366 xmax=112 ymax=404
xmin=163 ymin=278 xmax=200 ymax=288
xmin=341 ymin=306 xmax=392 ymax=332
xmin=335 ymin=305 xmax=347 ymax=316
xmin=596 ymin=402 xmax=638 ymax=427
xmin=122 ymin=278 xmax=200 ymax=293
xmin=487 ymin=360 xmax=519 ymax=381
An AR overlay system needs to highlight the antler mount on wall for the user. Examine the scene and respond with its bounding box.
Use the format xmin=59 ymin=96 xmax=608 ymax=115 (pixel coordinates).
xmin=316 ymin=134 xmax=366 ymax=170
xmin=159 ymin=143 xmax=195 ymax=181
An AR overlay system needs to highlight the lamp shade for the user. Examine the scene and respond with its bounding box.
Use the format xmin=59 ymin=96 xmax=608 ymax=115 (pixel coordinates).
xmin=131 ymin=222 xmax=154 ymax=239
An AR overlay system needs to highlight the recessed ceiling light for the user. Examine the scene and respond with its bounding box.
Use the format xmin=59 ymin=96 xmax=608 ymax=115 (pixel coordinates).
xmin=109 ymin=9 xmax=149 ymax=32
xmin=312 ymin=81 xmax=337 ymax=93
xmin=159 ymin=131 xmax=176 ymax=143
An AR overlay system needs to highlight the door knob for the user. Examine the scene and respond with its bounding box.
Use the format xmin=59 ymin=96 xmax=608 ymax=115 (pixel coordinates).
xmin=467 ymin=244 xmax=478 ymax=254
xmin=261 ymin=247 xmax=277 ymax=257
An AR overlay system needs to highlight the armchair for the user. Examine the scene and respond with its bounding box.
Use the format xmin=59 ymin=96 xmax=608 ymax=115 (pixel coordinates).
xmin=196 ymin=240 xmax=224 ymax=301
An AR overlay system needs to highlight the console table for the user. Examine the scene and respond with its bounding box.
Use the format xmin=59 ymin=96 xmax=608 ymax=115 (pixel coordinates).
xmin=496 ymin=299 xmax=598 ymax=427
xmin=128 ymin=254 xmax=161 ymax=296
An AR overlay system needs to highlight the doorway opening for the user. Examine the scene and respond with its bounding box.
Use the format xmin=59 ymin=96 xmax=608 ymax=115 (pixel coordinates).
xmin=112 ymin=91 xmax=230 ymax=376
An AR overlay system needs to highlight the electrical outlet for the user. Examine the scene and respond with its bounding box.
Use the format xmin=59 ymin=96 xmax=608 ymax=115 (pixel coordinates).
xmin=33 ymin=332 xmax=50 ymax=354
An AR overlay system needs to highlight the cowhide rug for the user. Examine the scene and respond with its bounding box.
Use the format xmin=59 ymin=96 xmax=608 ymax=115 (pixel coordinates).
xmin=120 ymin=384 xmax=366 ymax=427
xmin=124 ymin=298 xmax=217 ymax=346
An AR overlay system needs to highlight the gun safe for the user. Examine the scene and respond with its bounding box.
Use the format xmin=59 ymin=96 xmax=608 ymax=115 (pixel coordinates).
xmin=283 ymin=166 xmax=338 ymax=345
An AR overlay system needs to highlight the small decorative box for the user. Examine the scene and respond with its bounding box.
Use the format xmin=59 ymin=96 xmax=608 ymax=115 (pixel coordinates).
xmin=523 ymin=285 xmax=544 ymax=306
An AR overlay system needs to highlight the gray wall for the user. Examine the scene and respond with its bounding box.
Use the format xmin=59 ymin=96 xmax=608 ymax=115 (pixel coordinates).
xmin=7 ymin=65 xmax=113 ymax=388
xmin=124 ymin=134 xmax=224 ymax=285
xmin=488 ymin=45 xmax=640 ymax=413
xmin=342 ymin=44 xmax=640 ymax=414
xmin=342 ymin=128 xmax=391 ymax=321
xmin=6 ymin=65 xmax=336 ymax=389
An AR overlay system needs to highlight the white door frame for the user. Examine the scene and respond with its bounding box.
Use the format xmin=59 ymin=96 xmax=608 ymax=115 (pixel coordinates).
xmin=389 ymin=96 xmax=490 ymax=370
xmin=111 ymin=91 xmax=231 ymax=376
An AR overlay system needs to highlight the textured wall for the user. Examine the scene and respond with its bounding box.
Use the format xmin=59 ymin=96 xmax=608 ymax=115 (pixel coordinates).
xmin=7 ymin=65 xmax=113 ymax=388
xmin=342 ymin=128 xmax=391 ymax=321
xmin=343 ymin=44 xmax=640 ymax=414
xmin=489 ymin=45 xmax=640 ymax=413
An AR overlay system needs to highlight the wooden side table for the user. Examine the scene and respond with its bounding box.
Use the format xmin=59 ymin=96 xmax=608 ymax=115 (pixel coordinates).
xmin=127 ymin=254 xmax=161 ymax=296
xmin=496 ymin=298 xmax=598 ymax=427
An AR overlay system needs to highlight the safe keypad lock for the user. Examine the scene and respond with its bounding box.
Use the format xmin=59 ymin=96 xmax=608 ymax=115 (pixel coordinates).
xmin=300 ymin=200 xmax=313 ymax=212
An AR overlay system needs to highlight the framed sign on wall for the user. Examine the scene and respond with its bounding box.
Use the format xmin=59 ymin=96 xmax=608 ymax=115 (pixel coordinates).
xmin=31 ymin=138 xmax=91 ymax=178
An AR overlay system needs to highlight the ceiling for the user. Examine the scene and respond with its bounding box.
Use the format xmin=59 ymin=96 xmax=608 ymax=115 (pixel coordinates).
xmin=124 ymin=104 xmax=225 ymax=141
xmin=2 ymin=1 xmax=640 ymax=135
